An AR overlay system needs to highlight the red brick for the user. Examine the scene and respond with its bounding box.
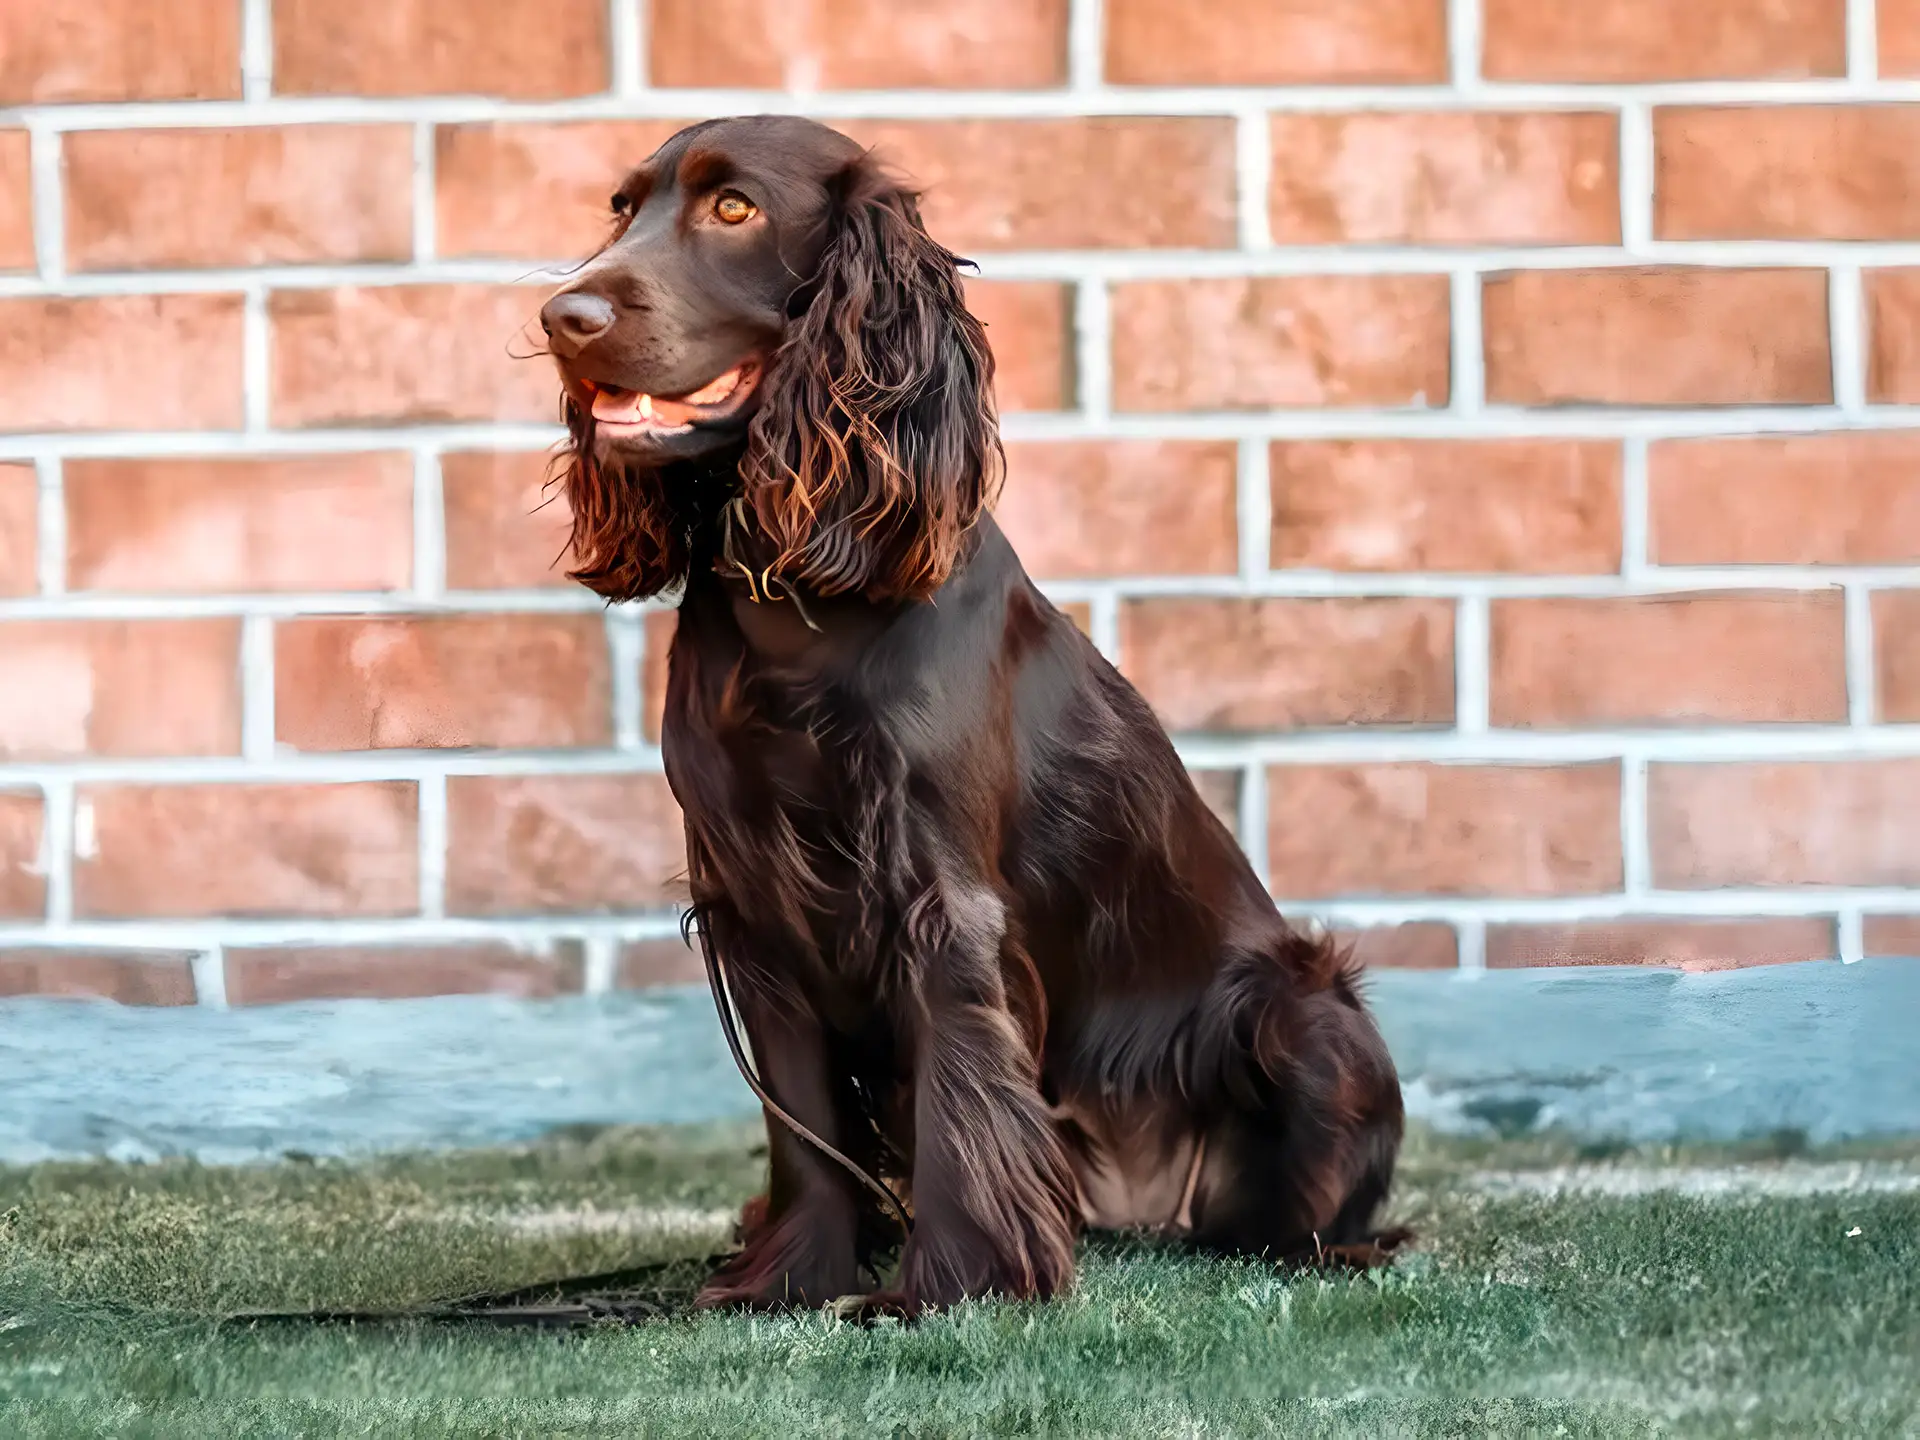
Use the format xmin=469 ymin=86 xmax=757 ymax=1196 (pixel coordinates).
xmin=642 ymin=609 xmax=676 ymax=745
xmin=1271 ymin=441 xmax=1621 ymax=575
xmin=0 ymin=1 xmax=240 ymax=103
xmin=0 ymin=294 xmax=244 ymax=432
xmin=75 ymin=782 xmax=419 ymax=918
xmin=1650 ymin=435 xmax=1920 ymax=566
xmin=274 ymin=0 xmax=608 ymax=98
xmin=968 ymin=281 xmax=1073 ymax=413
xmin=434 ymin=120 xmax=690 ymax=260
xmin=996 ymin=442 xmax=1237 ymax=580
xmin=1106 ymin=0 xmax=1446 ymax=84
xmin=0 ymin=949 xmax=197 ymax=1005
xmin=1483 ymin=0 xmax=1844 ymax=81
xmin=1483 ymin=269 xmax=1832 ymax=407
xmin=65 ymin=126 xmax=413 ymax=272
xmin=0 ymin=464 xmax=34 ymax=596
xmin=1880 ymin=1 xmax=1920 ymax=75
xmin=1112 ymin=277 xmax=1450 ymax=411
xmin=442 ymin=450 xmax=574 ymax=590
xmin=0 ymin=620 xmax=241 ymax=759
xmin=1337 ymin=922 xmax=1459 ymax=970
xmin=842 ymin=119 xmax=1237 ymax=251
xmin=1486 ymin=919 xmax=1835 ymax=971
xmin=445 ymin=774 xmax=685 ymax=915
xmin=1121 ymin=598 xmax=1454 ymax=731
xmin=275 ymin=615 xmax=611 ymax=751
xmin=617 ymin=936 xmax=706 ymax=989
xmin=1658 ymin=107 xmax=1920 ymax=242
xmin=1490 ymin=593 xmax=1847 ymax=728
xmin=1874 ymin=591 xmax=1920 ymax=722
xmin=65 ymin=455 xmax=414 ymax=594
xmin=1270 ymin=112 xmax=1619 ymax=247
xmin=1865 ymin=270 xmax=1920 ymax=403
xmin=225 ymin=943 xmax=583 ymax=1005
xmin=651 ymin=0 xmax=1067 ymax=88
xmin=0 ymin=791 xmax=43 ymax=918
xmin=269 ymin=286 xmax=555 ymax=427
xmin=1650 ymin=760 xmax=1920 ymax=887
xmin=1864 ymin=915 xmax=1920 ymax=957
xmin=0 ymin=131 xmax=31 ymax=270
xmin=1267 ymin=763 xmax=1623 ymax=898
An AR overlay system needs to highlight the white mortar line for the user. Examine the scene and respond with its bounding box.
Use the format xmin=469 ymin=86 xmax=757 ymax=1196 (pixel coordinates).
xmin=1089 ymin=591 xmax=1121 ymax=663
xmin=1849 ymin=0 xmax=1880 ymax=82
xmin=1454 ymin=596 xmax=1490 ymax=734
xmin=1830 ymin=265 xmax=1867 ymax=415
xmin=1621 ymin=754 xmax=1651 ymax=894
xmin=418 ymin=772 xmax=448 ymax=919
xmin=1620 ymin=437 xmax=1650 ymax=579
xmin=1071 ymin=279 xmax=1111 ymax=419
xmin=26 ymin=123 xmax=63 ymax=280
xmin=1448 ymin=0 xmax=1483 ymax=90
xmin=242 ymin=287 xmax=271 ymax=432
xmin=411 ymin=120 xmax=438 ymax=261
xmin=611 ymin=0 xmax=646 ymax=96
xmin=33 ymin=456 xmax=64 ymax=595
xmin=1846 ymin=584 xmax=1878 ymax=726
xmin=240 ymin=615 xmax=277 ymax=761
xmin=609 ymin=609 xmax=644 ymax=749
xmin=1837 ymin=908 xmax=1866 ymax=964
xmin=582 ymin=934 xmax=621 ymax=994
xmin=1618 ymin=104 xmax=1654 ymax=253
xmin=1066 ymin=0 xmax=1105 ymax=91
xmin=1454 ymin=917 xmax=1488 ymax=972
xmin=240 ymin=0 xmax=273 ymax=101
xmin=411 ymin=449 xmax=446 ymax=597
xmin=0 ymin=912 xmax=687 ymax=949
xmin=192 ymin=946 xmax=230 ymax=1008
xmin=1234 ymin=439 xmax=1270 ymax=580
xmin=1233 ymin=110 xmax=1271 ymax=250
xmin=39 ymin=778 xmax=74 ymax=925
xmin=1449 ymin=268 xmax=1483 ymax=413
xmin=1236 ymin=762 xmax=1269 ymax=891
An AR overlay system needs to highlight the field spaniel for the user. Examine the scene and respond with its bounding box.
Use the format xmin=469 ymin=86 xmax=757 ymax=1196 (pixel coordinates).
xmin=539 ymin=115 xmax=1405 ymax=1316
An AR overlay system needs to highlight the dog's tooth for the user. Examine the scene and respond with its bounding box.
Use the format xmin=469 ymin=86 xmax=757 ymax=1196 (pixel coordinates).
xmin=639 ymin=393 xmax=654 ymax=418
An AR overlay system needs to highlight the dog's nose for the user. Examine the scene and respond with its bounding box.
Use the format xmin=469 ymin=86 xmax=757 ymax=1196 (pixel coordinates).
xmin=540 ymin=290 xmax=617 ymax=359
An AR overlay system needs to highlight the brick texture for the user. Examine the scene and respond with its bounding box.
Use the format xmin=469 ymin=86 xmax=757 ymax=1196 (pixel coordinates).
xmin=1874 ymin=591 xmax=1920 ymax=722
xmin=0 ymin=295 xmax=244 ymax=432
xmin=1339 ymin=922 xmax=1460 ymax=971
xmin=996 ymin=442 xmax=1238 ymax=580
xmin=1112 ymin=277 xmax=1451 ymax=411
xmin=1864 ymin=916 xmax=1920 ymax=958
xmin=0 ymin=465 xmax=34 ymax=596
xmin=1880 ymin=1 xmax=1920 ymax=75
xmin=275 ymin=615 xmax=611 ymax=751
xmin=1649 ymin=435 xmax=1920 ymax=566
xmin=0 ymin=950 xmax=198 ymax=1005
xmin=0 ymin=131 xmax=31 ymax=271
xmin=1122 ymin=599 xmax=1454 ymax=731
xmin=1269 ymin=112 xmax=1619 ymax=247
xmin=618 ymin=937 xmax=707 ymax=990
xmin=0 ymin=620 xmax=241 ymax=759
xmin=273 ymin=0 xmax=609 ymax=98
xmin=65 ymin=455 xmax=415 ymax=593
xmin=1268 ymin=763 xmax=1623 ymax=898
xmin=75 ymin=783 xmax=420 ymax=918
xmin=1482 ymin=0 xmax=1845 ymax=81
xmin=442 ymin=450 xmax=575 ymax=590
xmin=642 ymin=610 xmax=676 ymax=745
xmin=225 ymin=943 xmax=583 ymax=1005
xmin=0 ymin=791 xmax=43 ymax=918
xmin=650 ymin=0 xmax=1069 ymax=89
xmin=1271 ymin=441 xmax=1622 ymax=574
xmin=1483 ymin=269 xmax=1833 ymax=407
xmin=1486 ymin=920 xmax=1836 ymax=971
xmin=1865 ymin=270 xmax=1920 ymax=403
xmin=1106 ymin=0 xmax=1448 ymax=85
xmin=967 ymin=282 xmax=1073 ymax=413
xmin=65 ymin=126 xmax=414 ymax=271
xmin=445 ymin=774 xmax=685 ymax=915
xmin=1651 ymin=761 xmax=1920 ymax=888
xmin=1490 ymin=594 xmax=1848 ymax=728
xmin=0 ymin=1 xmax=240 ymax=103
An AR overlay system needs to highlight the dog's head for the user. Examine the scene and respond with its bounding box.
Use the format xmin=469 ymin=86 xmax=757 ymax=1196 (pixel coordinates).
xmin=541 ymin=115 xmax=1002 ymax=605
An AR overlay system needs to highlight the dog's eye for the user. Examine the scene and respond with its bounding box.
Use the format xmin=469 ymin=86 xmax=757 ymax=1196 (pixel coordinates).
xmin=610 ymin=193 xmax=631 ymax=215
xmin=714 ymin=192 xmax=756 ymax=225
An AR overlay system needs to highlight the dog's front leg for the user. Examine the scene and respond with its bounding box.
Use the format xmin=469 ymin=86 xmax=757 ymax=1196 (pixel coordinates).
xmin=879 ymin=884 xmax=1079 ymax=1313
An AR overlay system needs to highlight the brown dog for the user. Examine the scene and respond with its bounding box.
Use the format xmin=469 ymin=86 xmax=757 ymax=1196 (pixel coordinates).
xmin=540 ymin=115 xmax=1405 ymax=1314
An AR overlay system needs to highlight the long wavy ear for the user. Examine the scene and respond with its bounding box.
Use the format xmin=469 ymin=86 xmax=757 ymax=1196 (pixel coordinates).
xmin=552 ymin=394 xmax=693 ymax=602
xmin=737 ymin=155 xmax=1003 ymax=603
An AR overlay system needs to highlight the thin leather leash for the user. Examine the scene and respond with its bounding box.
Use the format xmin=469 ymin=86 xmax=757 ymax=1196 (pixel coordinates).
xmin=701 ymin=932 xmax=914 ymax=1240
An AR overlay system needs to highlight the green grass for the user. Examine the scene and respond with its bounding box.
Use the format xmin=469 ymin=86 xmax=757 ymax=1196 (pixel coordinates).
xmin=3 ymin=1124 xmax=1918 ymax=1438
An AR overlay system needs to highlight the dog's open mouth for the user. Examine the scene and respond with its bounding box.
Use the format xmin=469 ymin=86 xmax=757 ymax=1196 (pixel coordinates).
xmin=584 ymin=361 xmax=761 ymax=436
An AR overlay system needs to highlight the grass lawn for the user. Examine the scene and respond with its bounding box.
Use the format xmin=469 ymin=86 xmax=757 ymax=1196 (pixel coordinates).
xmin=2 ymin=1123 xmax=1917 ymax=1438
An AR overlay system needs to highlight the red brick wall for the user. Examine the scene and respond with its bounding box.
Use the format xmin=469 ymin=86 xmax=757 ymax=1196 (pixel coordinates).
xmin=2 ymin=0 xmax=1916 ymax=1006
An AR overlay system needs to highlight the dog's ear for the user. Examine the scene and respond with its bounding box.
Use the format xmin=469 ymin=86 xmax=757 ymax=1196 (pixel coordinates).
xmin=554 ymin=395 xmax=692 ymax=603
xmin=738 ymin=155 xmax=1003 ymax=603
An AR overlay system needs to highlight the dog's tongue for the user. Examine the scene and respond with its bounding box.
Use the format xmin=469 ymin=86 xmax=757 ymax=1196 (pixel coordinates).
xmin=591 ymin=365 xmax=747 ymax=427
